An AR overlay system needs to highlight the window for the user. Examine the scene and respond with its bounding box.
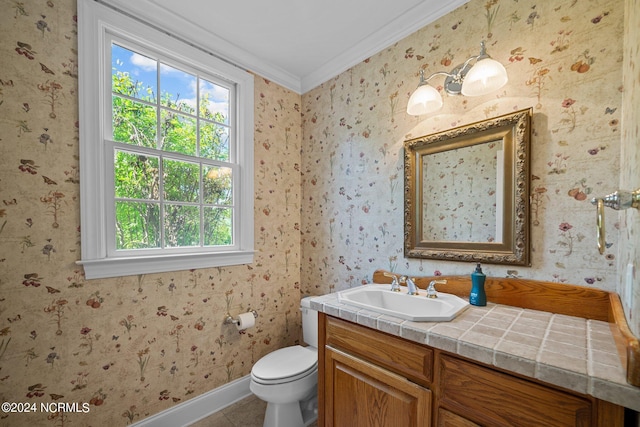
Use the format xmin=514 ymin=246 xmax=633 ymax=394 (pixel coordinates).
xmin=78 ymin=1 xmax=254 ymax=279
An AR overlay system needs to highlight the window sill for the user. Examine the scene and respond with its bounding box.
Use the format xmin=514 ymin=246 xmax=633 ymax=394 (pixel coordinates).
xmin=77 ymin=250 xmax=255 ymax=280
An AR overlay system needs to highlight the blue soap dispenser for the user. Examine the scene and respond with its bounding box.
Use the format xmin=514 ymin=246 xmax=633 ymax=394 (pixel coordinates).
xmin=469 ymin=263 xmax=487 ymax=306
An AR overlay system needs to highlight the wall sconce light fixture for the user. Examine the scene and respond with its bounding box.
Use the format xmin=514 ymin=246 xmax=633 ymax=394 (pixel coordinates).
xmin=406 ymin=41 xmax=508 ymax=116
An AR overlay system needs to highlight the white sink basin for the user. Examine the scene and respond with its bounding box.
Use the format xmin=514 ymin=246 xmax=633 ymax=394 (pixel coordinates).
xmin=337 ymin=284 xmax=469 ymax=321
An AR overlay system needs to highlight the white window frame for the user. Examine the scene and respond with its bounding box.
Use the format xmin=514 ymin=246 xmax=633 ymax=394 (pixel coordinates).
xmin=77 ymin=0 xmax=254 ymax=279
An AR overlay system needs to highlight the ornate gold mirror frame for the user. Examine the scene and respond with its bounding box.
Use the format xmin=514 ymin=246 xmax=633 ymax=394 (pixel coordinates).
xmin=404 ymin=108 xmax=532 ymax=265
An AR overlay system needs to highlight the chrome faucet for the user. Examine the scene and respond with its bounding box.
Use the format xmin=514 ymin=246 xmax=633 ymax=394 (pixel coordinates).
xmin=426 ymin=280 xmax=447 ymax=298
xmin=390 ymin=276 xmax=401 ymax=292
xmin=383 ymin=272 xmax=402 ymax=292
xmin=402 ymin=276 xmax=419 ymax=295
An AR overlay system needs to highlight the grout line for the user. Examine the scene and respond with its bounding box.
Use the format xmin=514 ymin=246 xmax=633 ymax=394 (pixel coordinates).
xmin=492 ymin=309 xmax=524 ymax=366
xmin=534 ymin=313 xmax=555 ymax=378
xmin=586 ymin=319 xmax=595 ymax=376
xmin=456 ymin=304 xmax=499 ymax=355
xmin=585 ymin=319 xmax=596 ymax=396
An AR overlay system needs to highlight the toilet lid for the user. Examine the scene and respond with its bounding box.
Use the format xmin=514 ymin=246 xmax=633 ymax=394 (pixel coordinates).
xmin=252 ymin=345 xmax=317 ymax=384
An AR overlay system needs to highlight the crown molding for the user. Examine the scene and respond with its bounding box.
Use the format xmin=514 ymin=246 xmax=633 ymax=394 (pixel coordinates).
xmin=300 ymin=0 xmax=469 ymax=93
xmin=95 ymin=0 xmax=468 ymax=94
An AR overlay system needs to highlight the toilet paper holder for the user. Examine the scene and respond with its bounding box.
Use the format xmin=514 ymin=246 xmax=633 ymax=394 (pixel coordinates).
xmin=224 ymin=309 xmax=258 ymax=326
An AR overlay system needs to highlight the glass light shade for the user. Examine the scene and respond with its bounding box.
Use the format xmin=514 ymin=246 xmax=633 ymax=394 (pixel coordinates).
xmin=406 ymin=83 xmax=443 ymax=115
xmin=460 ymin=57 xmax=508 ymax=97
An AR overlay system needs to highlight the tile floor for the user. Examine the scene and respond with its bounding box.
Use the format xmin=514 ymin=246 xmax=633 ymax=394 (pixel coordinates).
xmin=186 ymin=394 xmax=318 ymax=427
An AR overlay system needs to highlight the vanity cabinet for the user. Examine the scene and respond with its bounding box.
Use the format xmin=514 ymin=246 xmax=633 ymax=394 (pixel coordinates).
xmin=318 ymin=313 xmax=624 ymax=427
xmin=321 ymin=314 xmax=433 ymax=426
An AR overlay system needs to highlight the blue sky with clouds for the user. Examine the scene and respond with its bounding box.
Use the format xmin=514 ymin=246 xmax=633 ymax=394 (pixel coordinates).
xmin=112 ymin=43 xmax=229 ymax=122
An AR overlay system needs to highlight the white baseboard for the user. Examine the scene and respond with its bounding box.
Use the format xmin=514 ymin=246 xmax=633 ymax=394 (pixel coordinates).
xmin=131 ymin=375 xmax=252 ymax=427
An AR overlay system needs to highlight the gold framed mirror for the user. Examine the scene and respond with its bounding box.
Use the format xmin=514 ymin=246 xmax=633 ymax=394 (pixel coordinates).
xmin=404 ymin=108 xmax=532 ymax=265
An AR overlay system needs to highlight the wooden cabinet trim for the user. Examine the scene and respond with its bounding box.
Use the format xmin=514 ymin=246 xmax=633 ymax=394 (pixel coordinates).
xmin=596 ymin=399 xmax=625 ymax=426
xmin=318 ymin=312 xmax=327 ymax=427
xmin=325 ymin=315 xmax=433 ymax=386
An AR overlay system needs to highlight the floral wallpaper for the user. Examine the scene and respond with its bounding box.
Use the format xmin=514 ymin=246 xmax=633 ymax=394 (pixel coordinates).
xmin=0 ymin=0 xmax=302 ymax=425
xmin=300 ymin=0 xmax=626 ymax=294
xmin=1 ymin=0 xmax=639 ymax=425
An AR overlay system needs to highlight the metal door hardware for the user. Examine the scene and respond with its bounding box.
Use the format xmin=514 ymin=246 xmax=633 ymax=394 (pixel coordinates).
xmin=590 ymin=189 xmax=640 ymax=254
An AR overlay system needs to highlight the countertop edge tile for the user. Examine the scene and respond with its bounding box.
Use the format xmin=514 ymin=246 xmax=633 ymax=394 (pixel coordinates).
xmin=356 ymin=310 xmax=381 ymax=329
xmin=337 ymin=306 xmax=359 ymax=323
xmin=426 ymin=332 xmax=458 ymax=354
xmin=400 ymin=321 xmax=433 ymax=344
xmin=456 ymin=341 xmax=494 ymax=365
xmin=377 ymin=315 xmax=403 ymax=335
xmin=493 ymin=349 xmax=537 ymax=378
xmin=535 ymin=361 xmax=589 ymax=395
xmin=591 ymin=377 xmax=640 ymax=410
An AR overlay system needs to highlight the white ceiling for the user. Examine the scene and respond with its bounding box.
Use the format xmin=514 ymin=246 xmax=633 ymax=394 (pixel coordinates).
xmin=103 ymin=0 xmax=468 ymax=93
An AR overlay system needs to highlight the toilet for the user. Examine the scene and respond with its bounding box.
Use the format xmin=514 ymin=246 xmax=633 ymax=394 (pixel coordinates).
xmin=250 ymin=297 xmax=319 ymax=427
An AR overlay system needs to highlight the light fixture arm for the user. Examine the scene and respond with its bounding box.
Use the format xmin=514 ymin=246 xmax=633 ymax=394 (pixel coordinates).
xmin=406 ymin=41 xmax=508 ymax=115
xmin=421 ymin=41 xmax=491 ymax=95
xmin=475 ymin=40 xmax=489 ymax=60
xmin=420 ymin=69 xmax=454 ymax=84
xmin=442 ymin=47 xmax=486 ymax=95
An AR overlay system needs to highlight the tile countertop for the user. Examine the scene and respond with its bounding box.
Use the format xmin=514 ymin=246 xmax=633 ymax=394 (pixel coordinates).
xmin=309 ymin=288 xmax=640 ymax=412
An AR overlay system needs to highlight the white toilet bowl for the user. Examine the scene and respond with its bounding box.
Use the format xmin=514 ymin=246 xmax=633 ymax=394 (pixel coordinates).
xmin=250 ymin=346 xmax=317 ymax=427
xmin=250 ymin=298 xmax=319 ymax=427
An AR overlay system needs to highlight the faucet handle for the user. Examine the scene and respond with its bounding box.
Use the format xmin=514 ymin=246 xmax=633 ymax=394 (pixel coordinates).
xmin=382 ymin=272 xmax=398 ymax=282
xmin=383 ymin=272 xmax=401 ymax=292
xmin=426 ymin=279 xmax=447 ymax=299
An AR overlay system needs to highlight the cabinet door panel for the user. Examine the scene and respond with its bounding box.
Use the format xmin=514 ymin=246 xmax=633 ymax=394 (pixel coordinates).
xmin=326 ymin=346 xmax=431 ymax=427
xmin=438 ymin=354 xmax=592 ymax=427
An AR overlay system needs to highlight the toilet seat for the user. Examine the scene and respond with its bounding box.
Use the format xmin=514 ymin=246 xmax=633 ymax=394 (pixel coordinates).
xmin=251 ymin=345 xmax=317 ymax=385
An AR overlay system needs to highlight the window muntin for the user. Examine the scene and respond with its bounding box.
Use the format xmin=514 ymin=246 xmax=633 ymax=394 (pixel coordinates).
xmin=110 ymin=41 xmax=236 ymax=254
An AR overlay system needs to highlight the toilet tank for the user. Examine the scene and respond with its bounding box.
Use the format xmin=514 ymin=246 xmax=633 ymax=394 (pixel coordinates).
xmin=300 ymin=297 xmax=318 ymax=348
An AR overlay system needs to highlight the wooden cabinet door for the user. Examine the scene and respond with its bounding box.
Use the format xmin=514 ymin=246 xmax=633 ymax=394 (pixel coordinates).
xmin=324 ymin=346 xmax=431 ymax=427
